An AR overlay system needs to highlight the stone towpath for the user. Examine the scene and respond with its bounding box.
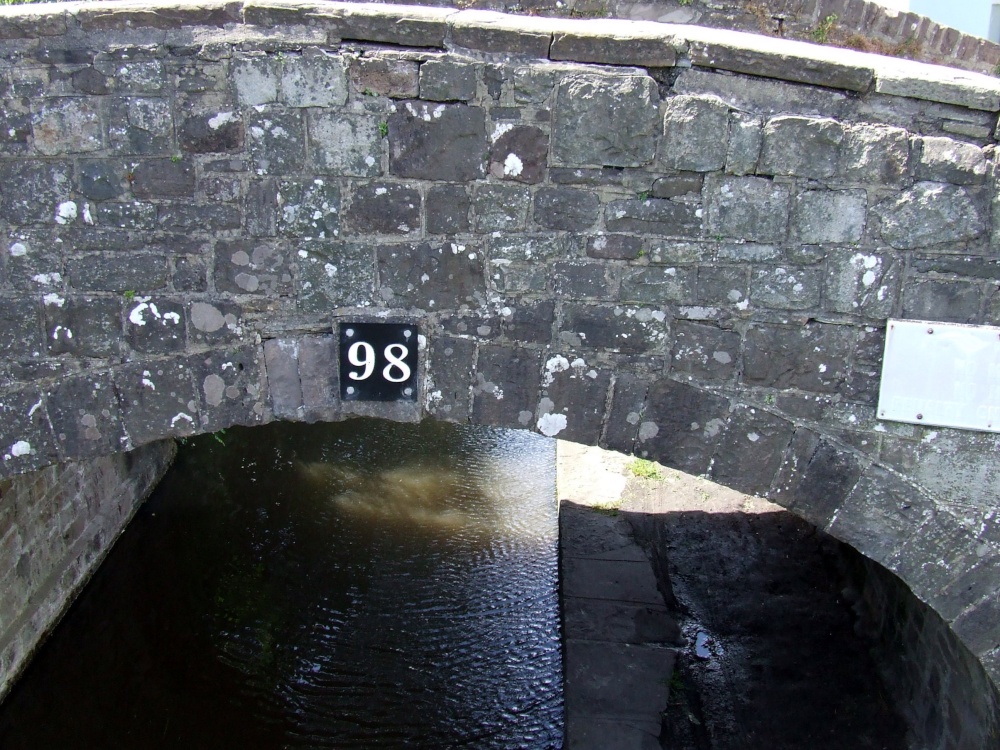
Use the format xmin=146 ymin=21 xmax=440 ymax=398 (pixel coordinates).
xmin=558 ymin=441 xmax=679 ymax=750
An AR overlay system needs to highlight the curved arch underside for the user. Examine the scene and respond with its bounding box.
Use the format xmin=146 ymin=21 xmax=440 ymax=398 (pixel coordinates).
xmin=0 ymin=0 xmax=999 ymax=695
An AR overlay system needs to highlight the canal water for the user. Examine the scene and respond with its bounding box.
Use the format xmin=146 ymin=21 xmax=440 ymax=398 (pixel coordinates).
xmin=0 ymin=419 xmax=563 ymax=749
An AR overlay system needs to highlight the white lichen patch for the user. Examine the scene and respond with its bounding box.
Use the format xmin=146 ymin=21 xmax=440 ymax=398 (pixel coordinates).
xmin=208 ymin=111 xmax=236 ymax=130
xmin=9 ymin=242 xmax=27 ymax=257
xmin=503 ymin=153 xmax=524 ymax=177
xmin=638 ymin=422 xmax=659 ymax=441
xmin=43 ymin=293 xmax=65 ymax=307
xmin=9 ymin=440 xmax=31 ymax=458
xmin=537 ymin=412 xmax=567 ymax=437
xmin=543 ymin=355 xmax=571 ymax=386
xmin=170 ymin=412 xmax=194 ymax=428
xmin=54 ymin=201 xmax=77 ymax=225
xmin=142 ymin=370 xmax=156 ymax=390
xmin=491 ymin=122 xmax=514 ymax=142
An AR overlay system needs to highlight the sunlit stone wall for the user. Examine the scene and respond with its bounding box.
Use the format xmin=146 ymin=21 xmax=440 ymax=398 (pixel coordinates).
xmin=0 ymin=3 xmax=999 ymax=743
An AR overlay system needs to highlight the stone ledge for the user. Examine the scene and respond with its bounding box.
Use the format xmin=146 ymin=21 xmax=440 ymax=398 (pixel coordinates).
xmin=0 ymin=1 xmax=997 ymax=112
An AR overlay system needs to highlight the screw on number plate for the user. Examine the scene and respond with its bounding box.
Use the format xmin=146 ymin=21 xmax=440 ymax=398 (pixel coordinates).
xmin=403 ymin=329 xmax=412 ymax=338
xmin=346 ymin=328 xmax=355 ymax=337
xmin=916 ymin=413 xmax=923 ymax=420
xmin=927 ymin=328 xmax=934 ymax=334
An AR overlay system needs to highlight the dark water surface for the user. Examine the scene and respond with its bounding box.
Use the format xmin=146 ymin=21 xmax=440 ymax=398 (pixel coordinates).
xmin=0 ymin=419 xmax=563 ymax=749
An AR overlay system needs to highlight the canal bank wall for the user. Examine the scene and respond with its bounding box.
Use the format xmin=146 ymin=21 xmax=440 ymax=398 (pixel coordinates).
xmin=0 ymin=440 xmax=175 ymax=701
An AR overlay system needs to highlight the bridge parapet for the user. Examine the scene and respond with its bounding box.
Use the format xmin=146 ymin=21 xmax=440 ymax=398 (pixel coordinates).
xmin=1 ymin=1 xmax=1000 ymax=716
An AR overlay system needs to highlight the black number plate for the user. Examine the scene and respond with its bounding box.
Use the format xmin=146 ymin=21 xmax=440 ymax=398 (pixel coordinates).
xmin=339 ymin=323 xmax=419 ymax=402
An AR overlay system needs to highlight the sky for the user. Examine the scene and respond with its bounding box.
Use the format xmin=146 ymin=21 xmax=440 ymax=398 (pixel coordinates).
xmin=885 ymin=0 xmax=993 ymax=38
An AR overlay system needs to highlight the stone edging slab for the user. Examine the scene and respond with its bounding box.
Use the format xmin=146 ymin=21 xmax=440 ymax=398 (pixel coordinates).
xmin=1 ymin=0 xmax=1000 ymax=111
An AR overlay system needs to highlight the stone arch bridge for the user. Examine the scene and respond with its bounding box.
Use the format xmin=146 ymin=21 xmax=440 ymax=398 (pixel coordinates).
xmin=2 ymin=0 xmax=1000 ymax=740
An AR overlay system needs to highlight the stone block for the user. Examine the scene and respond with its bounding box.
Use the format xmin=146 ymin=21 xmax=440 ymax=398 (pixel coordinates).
xmin=471 ymin=344 xmax=541 ymax=430
xmin=670 ymin=321 xmax=739 ymax=383
xmin=0 ymin=161 xmax=73 ymax=225
xmin=953 ymin=595 xmax=1000 ymax=657
xmin=448 ymin=10 xmax=552 ymax=57
xmin=349 ymin=57 xmax=417 ymax=99
xmin=426 ymin=184 xmax=470 ymax=234
xmin=297 ymin=242 xmax=376 ymax=312
xmin=759 ymin=116 xmax=844 ymax=179
xmin=232 ymin=55 xmax=279 ymax=106
xmin=639 ymin=377 xmax=730 ymax=476
xmin=651 ymin=173 xmax=703 ymax=200
xmin=602 ymin=372 xmax=650 ymax=454
xmin=772 ymin=430 xmax=865 ymax=528
xmin=839 ymin=123 xmax=910 ymax=185
xmin=553 ymin=261 xmax=616 ymax=299
xmin=66 ymin=253 xmax=168 ymax=293
xmin=489 ymin=126 xmax=547 ymax=184
xmin=501 ymin=299 xmax=555 ymax=344
xmin=31 ymin=98 xmax=103 ymax=155
xmin=108 ymin=97 xmax=172 ymax=155
xmin=295 ymin=335 xmax=339 ymax=422
xmin=471 ymin=184 xmax=529 ymax=232
xmin=726 ymin=111 xmax=762 ymax=176
xmin=43 ymin=296 xmax=121 ymax=358
xmin=276 ymin=178 xmax=340 ymax=239
xmin=751 ymin=266 xmax=821 ymax=310
xmin=44 ymin=373 xmax=125 ymax=459
xmin=605 ymin=198 xmax=701 ymax=236
xmin=78 ymin=160 xmax=126 ymax=202
xmin=426 ymin=336 xmax=476 ymax=422
xmin=439 ymin=310 xmax=501 ymax=340
xmin=586 ymin=234 xmax=642 ymax=261
xmin=874 ymin=182 xmax=987 ymax=250
xmin=660 ymin=95 xmax=729 ymax=173
xmin=489 ymin=234 xmax=569 ymax=262
xmin=560 ymin=304 xmax=669 ymax=354
xmin=828 ymin=465 xmax=933 ymax=566
xmin=346 ymin=181 xmax=419 ymax=235
xmin=130 ymin=158 xmax=196 ymax=199
xmin=791 ymin=189 xmax=867 ymax=244
xmin=916 ymin=136 xmax=988 ymax=185
xmin=744 ymin=322 xmax=854 ymax=393
xmin=263 ymin=338 xmax=303 ymax=420
xmin=901 ymin=278 xmax=982 ymax=324
xmin=710 ymin=406 xmax=794 ymax=496
xmin=706 ymin=175 xmax=790 ymax=243
xmin=245 ymin=178 xmax=277 ymax=237
xmin=490 ymin=263 xmax=547 ymax=294
xmin=389 ymin=102 xmax=486 ymax=181
xmin=214 ymin=240 xmax=292 ymax=295
xmin=552 ymin=73 xmax=658 ymax=168
xmin=314 ymin=3 xmax=450 ymax=47
xmin=824 ymin=249 xmax=898 ymax=317
xmin=550 ymin=26 xmax=678 ymax=67
xmin=115 ymin=356 xmax=200 ymax=445
xmin=377 ymin=241 xmax=486 ymax=310
xmin=534 ymin=187 xmax=599 ymax=231
xmin=97 ymin=201 xmax=157 ymax=230
xmin=247 ymin=107 xmax=305 ymax=175
xmin=621 ymin=266 xmax=696 ymax=305
xmin=696 ymin=265 xmax=748 ymax=307
xmin=191 ymin=346 xmax=269 ymax=432
xmin=0 ymin=389 xmax=56 ymax=474
xmin=189 ymin=300 xmax=245 ymax=346
xmin=178 ymin=111 xmax=243 ymax=154
xmin=281 ymin=50 xmax=348 ymax=107
xmin=309 ymin=111 xmax=383 ymax=177
xmin=124 ymin=297 xmax=185 ymax=354
xmin=0 ymin=299 xmax=43 ymax=359
xmin=419 ymin=60 xmax=477 ymax=102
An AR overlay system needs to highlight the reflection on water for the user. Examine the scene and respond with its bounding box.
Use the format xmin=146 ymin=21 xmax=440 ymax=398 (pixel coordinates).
xmin=0 ymin=419 xmax=563 ymax=749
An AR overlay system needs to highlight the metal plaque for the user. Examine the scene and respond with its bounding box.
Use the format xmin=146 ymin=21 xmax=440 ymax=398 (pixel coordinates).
xmin=339 ymin=323 xmax=419 ymax=402
xmin=878 ymin=319 xmax=1000 ymax=433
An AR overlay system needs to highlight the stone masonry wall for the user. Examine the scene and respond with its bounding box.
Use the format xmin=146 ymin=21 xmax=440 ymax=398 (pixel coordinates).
xmin=0 ymin=440 xmax=175 ymax=701
xmin=1 ymin=2 xmax=1000 ymax=742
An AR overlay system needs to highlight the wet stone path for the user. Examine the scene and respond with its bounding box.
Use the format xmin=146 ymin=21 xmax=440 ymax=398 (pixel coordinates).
xmin=557 ymin=441 xmax=907 ymax=750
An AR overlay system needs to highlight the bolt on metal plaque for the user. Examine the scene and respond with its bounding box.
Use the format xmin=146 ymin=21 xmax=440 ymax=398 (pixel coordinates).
xmin=878 ymin=318 xmax=1000 ymax=433
xmin=339 ymin=323 xmax=419 ymax=402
